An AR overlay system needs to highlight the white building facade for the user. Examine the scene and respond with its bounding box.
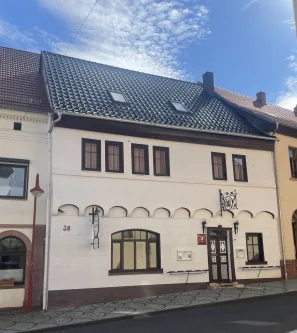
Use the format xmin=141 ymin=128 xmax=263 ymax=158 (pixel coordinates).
xmin=40 ymin=51 xmax=282 ymax=307
xmin=47 ymin=121 xmax=281 ymax=307
xmin=0 ymin=47 xmax=50 ymax=309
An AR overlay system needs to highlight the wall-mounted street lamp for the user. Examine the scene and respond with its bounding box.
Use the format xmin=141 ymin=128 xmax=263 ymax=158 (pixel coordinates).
xmin=90 ymin=207 xmax=100 ymax=249
xmin=28 ymin=174 xmax=44 ymax=312
xmin=233 ymin=221 xmax=239 ymax=234
xmin=202 ymin=220 xmax=207 ymax=234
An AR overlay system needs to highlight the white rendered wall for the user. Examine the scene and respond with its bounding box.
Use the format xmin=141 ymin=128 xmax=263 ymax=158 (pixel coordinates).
xmin=48 ymin=127 xmax=281 ymax=291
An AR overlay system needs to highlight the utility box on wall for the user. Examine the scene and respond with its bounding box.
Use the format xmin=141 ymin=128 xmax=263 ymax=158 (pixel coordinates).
xmin=177 ymin=250 xmax=192 ymax=261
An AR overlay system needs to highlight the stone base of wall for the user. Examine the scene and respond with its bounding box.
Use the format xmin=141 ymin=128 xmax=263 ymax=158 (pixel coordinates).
xmin=280 ymin=260 xmax=297 ymax=279
xmin=48 ymin=277 xmax=281 ymax=308
xmin=48 ymin=283 xmax=209 ymax=307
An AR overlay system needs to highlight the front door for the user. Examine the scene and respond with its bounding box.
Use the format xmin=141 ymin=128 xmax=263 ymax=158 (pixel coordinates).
xmin=208 ymin=228 xmax=234 ymax=283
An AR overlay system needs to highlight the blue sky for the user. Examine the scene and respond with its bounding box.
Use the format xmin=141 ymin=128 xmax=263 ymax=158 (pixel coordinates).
xmin=0 ymin=0 xmax=296 ymax=109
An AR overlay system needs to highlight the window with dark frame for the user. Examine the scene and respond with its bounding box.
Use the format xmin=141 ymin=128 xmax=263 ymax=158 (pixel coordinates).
xmin=211 ymin=152 xmax=227 ymax=180
xmin=110 ymin=229 xmax=161 ymax=274
xmin=246 ymin=233 xmax=266 ymax=264
xmin=289 ymin=147 xmax=297 ymax=179
xmin=232 ymin=154 xmax=248 ymax=182
xmin=131 ymin=144 xmax=149 ymax=175
xmin=153 ymin=146 xmax=170 ymax=176
xmin=82 ymin=139 xmax=101 ymax=171
xmin=0 ymin=236 xmax=26 ymax=284
xmin=105 ymin=141 xmax=124 ymax=173
xmin=0 ymin=159 xmax=29 ymax=199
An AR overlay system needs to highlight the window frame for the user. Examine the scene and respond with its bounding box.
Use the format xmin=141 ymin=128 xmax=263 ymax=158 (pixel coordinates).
xmin=170 ymin=101 xmax=188 ymax=113
xmin=0 ymin=236 xmax=26 ymax=285
xmin=153 ymin=146 xmax=170 ymax=177
xmin=245 ymin=233 xmax=267 ymax=265
xmin=81 ymin=138 xmax=101 ymax=171
xmin=289 ymin=147 xmax=297 ymax=179
xmin=105 ymin=141 xmax=124 ymax=173
xmin=109 ymin=229 xmax=162 ymax=275
xmin=131 ymin=144 xmax=149 ymax=175
xmin=211 ymin=152 xmax=227 ymax=181
xmin=0 ymin=158 xmax=29 ymax=200
xmin=109 ymin=90 xmax=127 ymax=104
xmin=232 ymin=154 xmax=248 ymax=182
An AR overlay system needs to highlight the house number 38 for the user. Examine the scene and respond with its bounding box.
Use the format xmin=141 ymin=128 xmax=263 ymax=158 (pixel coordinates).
xmin=63 ymin=226 xmax=71 ymax=231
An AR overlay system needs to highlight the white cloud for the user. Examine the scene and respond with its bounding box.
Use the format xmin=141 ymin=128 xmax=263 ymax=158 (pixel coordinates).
xmin=0 ymin=18 xmax=38 ymax=51
xmin=276 ymin=53 xmax=297 ymax=110
xmin=37 ymin=0 xmax=210 ymax=79
xmin=242 ymin=0 xmax=260 ymax=11
xmin=276 ymin=76 xmax=297 ymax=110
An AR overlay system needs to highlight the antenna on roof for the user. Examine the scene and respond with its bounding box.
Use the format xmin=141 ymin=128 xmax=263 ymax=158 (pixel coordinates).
xmin=64 ymin=0 xmax=99 ymax=56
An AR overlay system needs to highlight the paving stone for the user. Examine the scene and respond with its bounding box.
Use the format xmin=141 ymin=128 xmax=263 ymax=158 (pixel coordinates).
xmin=56 ymin=311 xmax=84 ymax=318
xmin=79 ymin=312 xmax=106 ymax=320
xmin=26 ymin=323 xmax=58 ymax=331
xmin=67 ymin=318 xmax=92 ymax=325
xmin=167 ymin=300 xmax=192 ymax=306
xmin=46 ymin=316 xmax=73 ymax=325
xmin=0 ymin=330 xmax=18 ymax=333
xmin=6 ymin=322 xmax=35 ymax=331
xmin=21 ymin=316 xmax=52 ymax=324
xmin=149 ymin=298 xmax=172 ymax=305
xmin=0 ymin=321 xmax=16 ymax=329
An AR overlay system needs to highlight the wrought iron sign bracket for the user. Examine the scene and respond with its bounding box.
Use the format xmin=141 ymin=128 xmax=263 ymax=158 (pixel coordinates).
xmin=219 ymin=189 xmax=238 ymax=217
xmin=89 ymin=207 xmax=100 ymax=249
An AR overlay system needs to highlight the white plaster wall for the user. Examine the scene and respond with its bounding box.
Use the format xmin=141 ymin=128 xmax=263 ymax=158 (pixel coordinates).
xmin=0 ymin=288 xmax=25 ymax=308
xmin=0 ymin=109 xmax=48 ymax=225
xmin=48 ymin=211 xmax=281 ymax=291
xmin=48 ymin=127 xmax=281 ymax=291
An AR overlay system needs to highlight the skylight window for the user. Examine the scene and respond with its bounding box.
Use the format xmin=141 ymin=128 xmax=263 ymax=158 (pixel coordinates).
xmin=171 ymin=101 xmax=187 ymax=112
xmin=110 ymin=91 xmax=126 ymax=103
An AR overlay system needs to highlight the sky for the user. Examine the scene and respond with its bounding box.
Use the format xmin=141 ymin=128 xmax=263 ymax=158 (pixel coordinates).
xmin=0 ymin=0 xmax=296 ymax=110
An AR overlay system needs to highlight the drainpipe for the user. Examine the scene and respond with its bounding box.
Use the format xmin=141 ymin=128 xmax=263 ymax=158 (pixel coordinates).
xmin=272 ymin=123 xmax=287 ymax=280
xmin=43 ymin=110 xmax=62 ymax=310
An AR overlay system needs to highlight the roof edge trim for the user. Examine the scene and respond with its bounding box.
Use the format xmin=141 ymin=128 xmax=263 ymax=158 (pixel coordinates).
xmin=54 ymin=108 xmax=277 ymax=141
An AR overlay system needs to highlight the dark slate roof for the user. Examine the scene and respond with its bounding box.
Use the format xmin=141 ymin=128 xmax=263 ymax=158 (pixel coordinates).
xmin=41 ymin=51 xmax=268 ymax=137
xmin=216 ymin=87 xmax=297 ymax=131
xmin=0 ymin=46 xmax=51 ymax=113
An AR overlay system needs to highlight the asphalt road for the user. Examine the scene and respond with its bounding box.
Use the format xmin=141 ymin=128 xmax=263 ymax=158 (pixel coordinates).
xmin=52 ymin=293 xmax=297 ymax=333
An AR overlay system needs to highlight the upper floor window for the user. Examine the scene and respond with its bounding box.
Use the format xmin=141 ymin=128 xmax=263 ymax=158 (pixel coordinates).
xmin=131 ymin=144 xmax=149 ymax=175
xmin=246 ymin=233 xmax=266 ymax=264
xmin=105 ymin=141 xmax=124 ymax=173
xmin=0 ymin=236 xmax=26 ymax=284
xmin=110 ymin=229 xmax=161 ymax=274
xmin=153 ymin=146 xmax=170 ymax=176
xmin=211 ymin=152 xmax=227 ymax=180
xmin=82 ymin=139 xmax=101 ymax=171
xmin=232 ymin=155 xmax=248 ymax=182
xmin=289 ymin=147 xmax=297 ymax=179
xmin=0 ymin=158 xmax=29 ymax=199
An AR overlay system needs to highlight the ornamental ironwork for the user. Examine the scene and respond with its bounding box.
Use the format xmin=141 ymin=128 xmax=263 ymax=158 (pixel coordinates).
xmin=89 ymin=207 xmax=100 ymax=249
xmin=219 ymin=189 xmax=237 ymax=216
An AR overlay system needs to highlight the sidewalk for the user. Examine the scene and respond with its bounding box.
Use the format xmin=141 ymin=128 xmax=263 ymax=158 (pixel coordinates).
xmin=1 ymin=279 xmax=297 ymax=333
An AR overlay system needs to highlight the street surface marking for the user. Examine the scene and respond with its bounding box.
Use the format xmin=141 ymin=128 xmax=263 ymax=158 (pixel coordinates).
xmin=226 ymin=320 xmax=279 ymax=326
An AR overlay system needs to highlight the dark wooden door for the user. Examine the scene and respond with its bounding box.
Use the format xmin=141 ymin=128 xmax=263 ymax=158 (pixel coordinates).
xmin=209 ymin=229 xmax=231 ymax=283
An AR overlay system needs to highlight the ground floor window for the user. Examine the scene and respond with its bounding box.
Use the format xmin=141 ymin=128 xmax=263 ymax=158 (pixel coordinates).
xmin=0 ymin=237 xmax=26 ymax=284
xmin=246 ymin=233 xmax=266 ymax=264
xmin=110 ymin=229 xmax=161 ymax=274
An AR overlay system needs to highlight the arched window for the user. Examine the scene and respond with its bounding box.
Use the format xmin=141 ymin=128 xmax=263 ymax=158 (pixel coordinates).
xmin=110 ymin=230 xmax=161 ymax=274
xmin=0 ymin=237 xmax=26 ymax=284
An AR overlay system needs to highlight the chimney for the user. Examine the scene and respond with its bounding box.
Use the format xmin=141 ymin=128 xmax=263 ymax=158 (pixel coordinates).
xmin=294 ymin=105 xmax=297 ymax=117
xmin=203 ymin=72 xmax=214 ymax=96
xmin=256 ymin=91 xmax=267 ymax=105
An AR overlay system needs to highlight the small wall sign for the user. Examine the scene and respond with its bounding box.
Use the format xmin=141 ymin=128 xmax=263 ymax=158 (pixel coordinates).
xmin=197 ymin=234 xmax=207 ymax=245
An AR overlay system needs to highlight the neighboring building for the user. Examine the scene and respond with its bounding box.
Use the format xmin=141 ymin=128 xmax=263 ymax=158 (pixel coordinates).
xmin=216 ymin=87 xmax=297 ymax=279
xmin=293 ymin=0 xmax=297 ymax=36
xmin=0 ymin=47 xmax=50 ymax=308
xmin=41 ymin=52 xmax=282 ymax=307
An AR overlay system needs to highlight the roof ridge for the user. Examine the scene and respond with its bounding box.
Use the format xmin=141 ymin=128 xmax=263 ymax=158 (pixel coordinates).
xmin=41 ymin=50 xmax=201 ymax=86
xmin=216 ymin=86 xmax=293 ymax=113
xmin=0 ymin=45 xmax=39 ymax=56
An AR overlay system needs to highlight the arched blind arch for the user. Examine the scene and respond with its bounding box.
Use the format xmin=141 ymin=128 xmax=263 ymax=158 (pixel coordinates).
xmin=110 ymin=230 xmax=161 ymax=273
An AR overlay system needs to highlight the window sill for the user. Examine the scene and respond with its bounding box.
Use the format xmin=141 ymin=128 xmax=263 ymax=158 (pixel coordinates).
xmin=0 ymin=284 xmax=25 ymax=289
xmin=245 ymin=261 xmax=267 ymax=265
xmin=290 ymin=178 xmax=297 ymax=181
xmin=109 ymin=269 xmax=163 ymax=276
